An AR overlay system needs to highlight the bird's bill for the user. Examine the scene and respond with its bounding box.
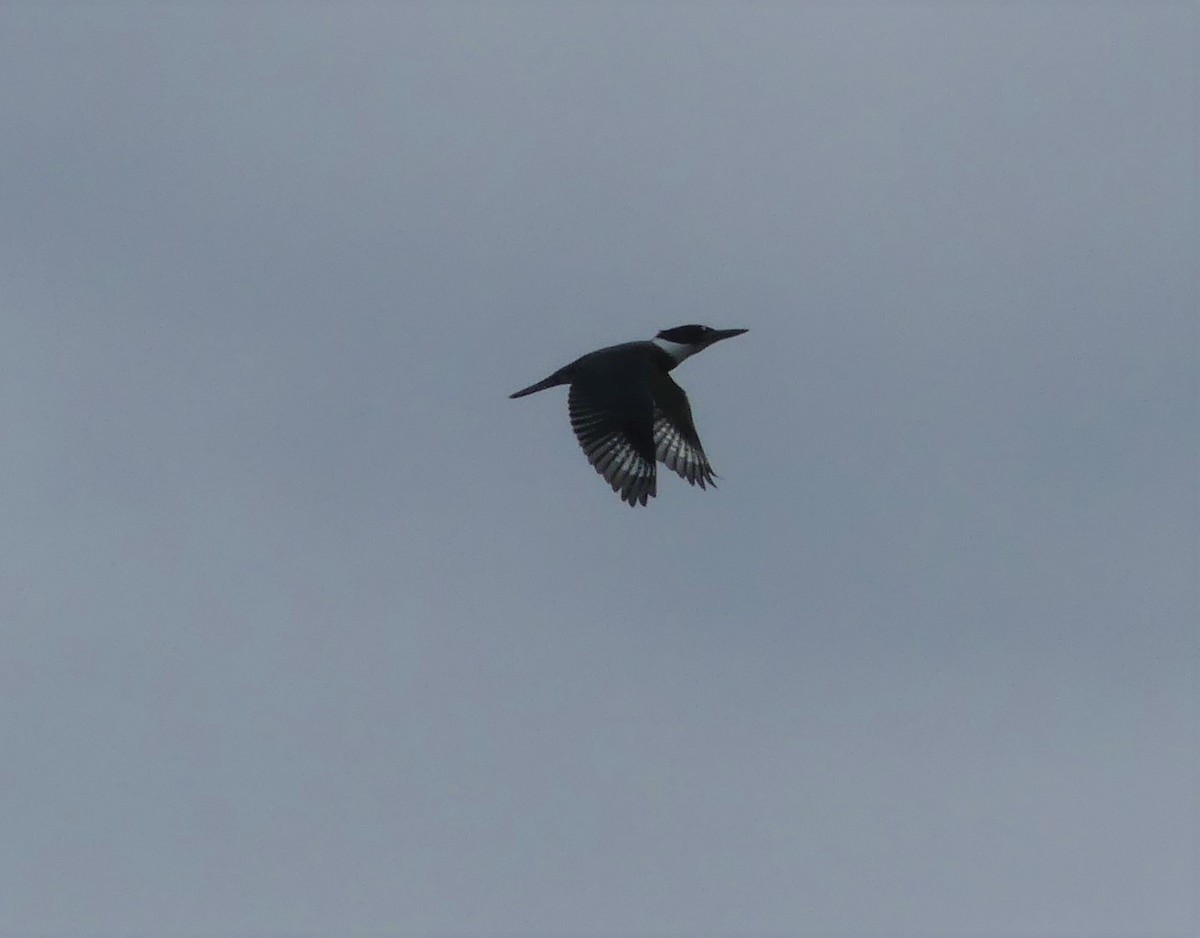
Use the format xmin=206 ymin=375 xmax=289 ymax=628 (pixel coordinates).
xmin=711 ymin=328 xmax=748 ymax=342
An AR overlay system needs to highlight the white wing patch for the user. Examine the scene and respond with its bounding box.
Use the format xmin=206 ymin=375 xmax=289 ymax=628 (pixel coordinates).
xmin=654 ymin=411 xmax=717 ymax=489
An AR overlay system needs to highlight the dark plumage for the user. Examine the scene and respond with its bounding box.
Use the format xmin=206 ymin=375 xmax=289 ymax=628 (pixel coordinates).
xmin=510 ymin=325 xmax=747 ymax=506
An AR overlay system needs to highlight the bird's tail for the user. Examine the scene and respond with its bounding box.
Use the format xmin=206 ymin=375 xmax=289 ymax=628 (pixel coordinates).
xmin=509 ymin=368 xmax=570 ymax=399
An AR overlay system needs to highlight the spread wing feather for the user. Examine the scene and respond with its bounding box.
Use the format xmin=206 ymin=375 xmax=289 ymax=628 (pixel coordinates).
xmin=568 ymin=380 xmax=657 ymax=506
xmin=563 ymin=359 xmax=718 ymax=505
xmin=654 ymin=414 xmax=717 ymax=489
xmin=651 ymin=372 xmax=717 ymax=489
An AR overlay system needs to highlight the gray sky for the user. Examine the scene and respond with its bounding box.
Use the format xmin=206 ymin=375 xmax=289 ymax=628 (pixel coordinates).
xmin=1 ymin=3 xmax=1195 ymax=936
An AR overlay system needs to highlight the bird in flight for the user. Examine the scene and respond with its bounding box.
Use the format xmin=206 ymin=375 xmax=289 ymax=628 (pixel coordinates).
xmin=510 ymin=325 xmax=748 ymax=506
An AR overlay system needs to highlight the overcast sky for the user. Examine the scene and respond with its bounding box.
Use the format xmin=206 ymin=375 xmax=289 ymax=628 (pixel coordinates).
xmin=1 ymin=3 xmax=1195 ymax=936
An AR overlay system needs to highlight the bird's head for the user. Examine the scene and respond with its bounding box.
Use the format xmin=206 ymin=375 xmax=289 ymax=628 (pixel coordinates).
xmin=653 ymin=324 xmax=748 ymax=364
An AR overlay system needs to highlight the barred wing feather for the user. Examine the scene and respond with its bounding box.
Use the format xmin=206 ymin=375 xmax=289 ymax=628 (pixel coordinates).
xmin=650 ymin=372 xmax=717 ymax=489
xmin=654 ymin=412 xmax=716 ymax=489
xmin=568 ymin=381 xmax=658 ymax=507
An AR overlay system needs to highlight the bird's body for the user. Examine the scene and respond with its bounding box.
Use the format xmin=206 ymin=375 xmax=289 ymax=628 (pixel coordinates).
xmin=510 ymin=325 xmax=747 ymax=506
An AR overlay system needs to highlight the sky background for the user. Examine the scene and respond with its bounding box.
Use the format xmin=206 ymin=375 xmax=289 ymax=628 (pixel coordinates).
xmin=1 ymin=3 xmax=1195 ymax=936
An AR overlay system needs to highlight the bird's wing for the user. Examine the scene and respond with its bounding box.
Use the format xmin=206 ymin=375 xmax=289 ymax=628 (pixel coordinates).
xmin=651 ymin=372 xmax=718 ymax=489
xmin=568 ymin=377 xmax=658 ymax=506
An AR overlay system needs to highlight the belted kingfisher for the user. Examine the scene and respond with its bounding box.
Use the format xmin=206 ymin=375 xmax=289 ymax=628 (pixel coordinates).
xmin=510 ymin=325 xmax=748 ymax=506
